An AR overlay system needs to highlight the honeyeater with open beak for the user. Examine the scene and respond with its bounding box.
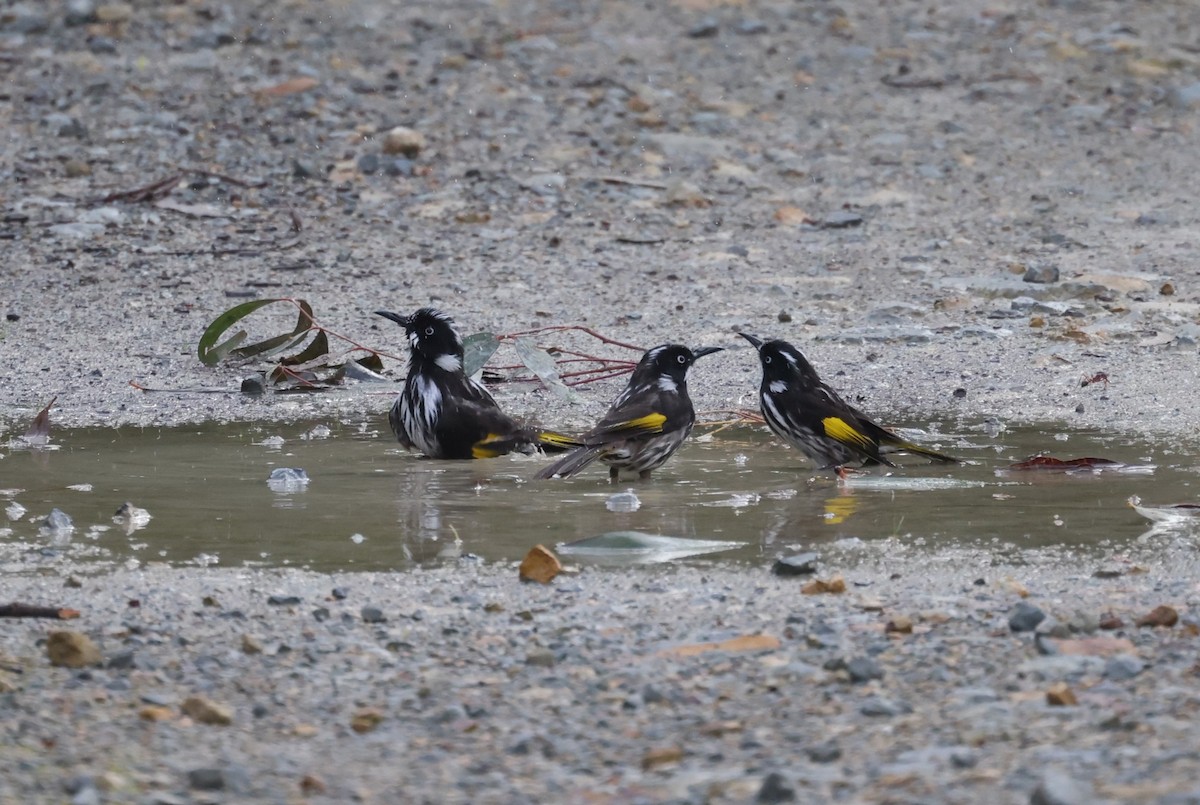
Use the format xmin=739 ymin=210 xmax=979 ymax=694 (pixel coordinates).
xmin=375 ymin=307 xmax=578 ymax=460
xmin=535 ymin=343 xmax=722 ymax=481
xmin=739 ymin=332 xmax=956 ymax=475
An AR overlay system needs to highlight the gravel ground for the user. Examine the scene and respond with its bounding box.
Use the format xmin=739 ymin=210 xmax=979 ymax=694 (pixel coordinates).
xmin=5 ymin=0 xmax=1200 ymax=802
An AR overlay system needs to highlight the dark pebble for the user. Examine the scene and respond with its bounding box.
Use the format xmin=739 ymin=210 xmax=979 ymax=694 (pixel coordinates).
xmin=292 ymin=159 xmax=318 ymax=179
xmin=953 ymin=387 xmax=967 ymax=398
xmin=755 ymin=771 xmax=796 ymax=803
xmin=312 ymin=607 xmax=330 ymax=622
xmin=105 ymin=650 xmax=136 ymax=670
xmin=806 ymin=741 xmax=841 ymax=763
xmin=240 ymin=375 xmax=267 ymax=395
xmin=187 ymin=769 xmax=226 ymax=791
xmin=58 ymin=119 xmax=88 ymax=139
xmin=361 ymin=606 xmax=386 ymax=623
xmin=87 ymin=36 xmax=117 ymax=54
xmin=777 ymin=310 xmax=792 ymax=323
xmin=736 ymin=19 xmax=768 ymax=35
xmin=1023 ymin=262 xmax=1060 ymax=284
xmin=822 ymin=210 xmax=864 ymax=228
xmin=860 ymin=696 xmax=912 ymax=717
xmin=267 ymin=595 xmax=302 ymax=606
xmin=771 ymin=552 xmax=819 ymax=576
xmin=1104 ymin=655 xmax=1145 ymax=681
xmin=331 ymin=587 xmax=349 ymax=600
xmin=688 ymin=17 xmax=719 ymax=38
xmin=357 ymin=154 xmax=380 ymax=174
xmin=847 ymin=657 xmax=884 ymax=683
xmin=384 ymin=157 xmax=414 ymax=177
xmin=5 ymin=313 xmax=18 ymax=321
xmin=1009 ymin=601 xmax=1046 ymax=633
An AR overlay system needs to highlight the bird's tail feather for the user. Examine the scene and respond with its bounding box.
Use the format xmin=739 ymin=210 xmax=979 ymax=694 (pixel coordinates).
xmin=535 ymin=446 xmax=603 ymax=479
xmin=536 ymin=430 xmax=583 ymax=453
xmin=879 ymin=436 xmax=958 ymax=464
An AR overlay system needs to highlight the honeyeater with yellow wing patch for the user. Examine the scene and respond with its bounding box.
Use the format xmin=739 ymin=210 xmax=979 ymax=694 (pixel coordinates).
xmin=739 ymin=332 xmax=957 ymax=475
xmin=375 ymin=308 xmax=578 ymax=460
xmin=535 ymin=343 xmax=722 ymax=481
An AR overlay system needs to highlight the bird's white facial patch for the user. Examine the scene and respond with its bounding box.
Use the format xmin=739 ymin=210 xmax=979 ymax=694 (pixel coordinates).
xmin=435 ymin=354 xmax=461 ymax=373
xmin=658 ymin=375 xmax=678 ymax=392
xmin=769 ymin=380 xmax=788 ymax=394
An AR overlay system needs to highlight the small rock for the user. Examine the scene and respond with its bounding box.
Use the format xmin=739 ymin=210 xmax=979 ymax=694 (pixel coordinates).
xmin=382 ymin=126 xmax=426 ymax=157
xmin=240 ymin=375 xmax=267 ymax=395
xmin=771 ymin=552 xmax=819 ymax=576
xmin=241 ymin=634 xmax=262 ymax=655
xmin=1169 ymin=81 xmax=1200 ymax=110
xmin=360 ymin=606 xmax=386 ymax=623
xmin=806 ymin=741 xmax=841 ymax=763
xmin=187 ymin=769 xmax=226 ymax=791
xmin=331 ymin=587 xmax=349 ymax=600
xmin=1136 ymin=604 xmax=1178 ymax=628
xmin=1104 ymin=654 xmax=1145 ymax=681
xmin=847 ymin=657 xmax=884 ymax=683
xmin=95 ymin=3 xmax=133 ymax=23
xmin=1045 ymin=682 xmax=1077 ymax=707
xmin=350 ymin=707 xmax=384 ymax=733
xmin=755 ymin=771 xmax=796 ymax=803
xmin=104 ymin=650 xmax=135 ymax=670
xmin=65 ymin=0 xmax=97 ymax=26
xmin=47 ymin=631 xmax=101 ymax=668
xmin=1023 ymin=262 xmax=1060 ymax=284
xmin=383 ymin=157 xmax=414 ymax=177
xmin=1030 ymin=768 xmax=1094 ymax=805
xmin=525 ymin=648 xmax=555 ymax=667
xmin=181 ymin=695 xmax=233 ymax=726
xmin=641 ymin=746 xmax=683 ymax=770
xmin=688 ymin=17 xmax=719 ymax=38
xmin=777 ymin=310 xmax=793 ymax=323
xmin=1009 ymin=601 xmax=1046 ymax=633
xmin=357 ymin=153 xmax=380 ymax=174
xmin=63 ymin=159 xmax=92 ymax=177
xmin=822 ymin=210 xmax=864 ymax=228
xmin=885 ymin=615 xmax=914 ymax=634
xmin=860 ymin=696 xmax=911 ymax=717
xmin=267 ymin=594 xmax=301 ymax=606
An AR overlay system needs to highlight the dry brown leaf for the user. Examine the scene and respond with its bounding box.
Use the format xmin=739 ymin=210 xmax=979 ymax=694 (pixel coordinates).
xmin=659 ymin=634 xmax=781 ymax=658
xmin=259 ymin=77 xmax=319 ymax=97
xmin=774 ymin=206 xmax=815 ymax=226
xmin=139 ymin=706 xmax=174 ymax=722
xmin=802 ymin=575 xmax=846 ymax=595
xmin=519 ymin=544 xmax=561 ymax=584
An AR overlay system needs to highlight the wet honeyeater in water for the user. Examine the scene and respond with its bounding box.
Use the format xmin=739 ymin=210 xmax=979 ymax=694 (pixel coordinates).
xmin=535 ymin=344 xmax=722 ymax=481
xmin=375 ymin=308 xmax=579 ymax=460
xmin=739 ymin=332 xmax=957 ymax=476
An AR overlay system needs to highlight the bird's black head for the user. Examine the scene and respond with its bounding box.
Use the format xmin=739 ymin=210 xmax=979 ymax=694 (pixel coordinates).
xmin=375 ymin=307 xmax=464 ymax=372
xmin=632 ymin=343 xmax=722 ymax=389
xmin=738 ymin=332 xmax=821 ymax=385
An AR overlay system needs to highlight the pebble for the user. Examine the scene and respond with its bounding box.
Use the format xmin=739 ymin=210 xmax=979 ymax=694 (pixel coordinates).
xmin=47 ymin=631 xmax=101 ymax=668
xmin=382 ymin=126 xmax=426 ymax=157
xmin=1023 ymin=262 xmax=1060 ymax=284
xmin=1029 ymin=768 xmax=1094 ymax=805
xmin=822 ymin=210 xmax=864 ymax=228
xmin=846 ymin=657 xmax=884 ymax=683
xmin=806 ymin=741 xmax=841 ymax=763
xmin=1009 ymin=602 xmax=1047 ymax=633
xmin=1103 ymin=654 xmax=1145 ymax=681
xmin=688 ymin=17 xmax=719 ymax=38
xmin=755 ymin=772 xmax=796 ymax=803
xmin=360 ymin=606 xmax=386 ymax=623
xmin=860 ymin=696 xmax=912 ymax=717
xmin=181 ymin=695 xmax=233 ymax=726
xmin=771 ymin=552 xmax=819 ymax=576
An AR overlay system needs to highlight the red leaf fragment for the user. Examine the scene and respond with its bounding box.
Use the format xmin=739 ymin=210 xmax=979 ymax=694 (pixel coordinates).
xmin=1007 ymin=456 xmax=1123 ymax=471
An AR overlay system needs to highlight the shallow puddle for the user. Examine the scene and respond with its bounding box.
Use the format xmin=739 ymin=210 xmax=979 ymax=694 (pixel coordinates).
xmin=1 ymin=419 xmax=1196 ymax=572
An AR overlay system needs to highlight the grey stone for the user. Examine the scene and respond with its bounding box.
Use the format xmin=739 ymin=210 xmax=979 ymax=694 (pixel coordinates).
xmin=64 ymin=0 xmax=97 ymax=25
xmin=267 ymin=594 xmax=302 ymax=606
xmin=1169 ymin=82 xmax=1200 ymax=109
xmin=360 ymin=606 xmax=386 ymax=623
xmin=822 ymin=210 xmax=864 ymax=228
xmin=1024 ymin=263 xmax=1060 ymax=284
xmin=1009 ymin=601 xmax=1046 ymax=632
xmin=1029 ymin=768 xmax=1094 ymax=805
xmin=688 ymin=17 xmax=719 ymax=38
xmin=847 ymin=657 xmax=884 ymax=683
xmin=105 ymin=650 xmax=136 ymax=670
xmin=187 ymin=768 xmax=226 ymax=791
xmin=860 ymin=696 xmax=911 ymax=717
xmin=357 ymin=154 xmax=380 ymax=174
xmin=806 ymin=741 xmax=841 ymax=763
xmin=526 ymin=648 xmax=555 ymax=667
xmin=755 ymin=772 xmax=796 ymax=803
xmin=772 ymin=552 xmax=819 ymax=576
xmin=1103 ymin=654 xmax=1145 ymax=681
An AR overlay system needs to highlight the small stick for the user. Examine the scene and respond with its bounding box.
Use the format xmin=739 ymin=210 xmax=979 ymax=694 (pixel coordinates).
xmin=95 ymin=173 xmax=183 ymax=204
xmin=501 ymin=325 xmax=643 ymax=353
xmin=0 ymin=603 xmax=81 ymax=619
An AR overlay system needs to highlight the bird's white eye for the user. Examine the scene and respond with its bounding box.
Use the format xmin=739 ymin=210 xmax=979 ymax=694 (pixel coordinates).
xmin=425 ymin=326 xmax=435 ymax=336
xmin=764 ymin=355 xmax=772 ymax=364
xmin=677 ymin=354 xmax=687 ymax=364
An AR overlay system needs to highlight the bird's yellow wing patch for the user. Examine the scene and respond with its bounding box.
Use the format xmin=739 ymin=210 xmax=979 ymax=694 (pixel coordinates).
xmin=471 ymin=433 xmax=507 ymax=459
xmin=537 ymin=431 xmax=582 ymax=449
xmin=822 ymin=417 xmax=873 ymax=449
xmin=619 ymin=413 xmax=667 ymax=433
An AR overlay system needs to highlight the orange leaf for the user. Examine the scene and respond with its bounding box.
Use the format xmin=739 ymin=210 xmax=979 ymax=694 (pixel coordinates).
xmin=659 ymin=634 xmax=780 ymax=657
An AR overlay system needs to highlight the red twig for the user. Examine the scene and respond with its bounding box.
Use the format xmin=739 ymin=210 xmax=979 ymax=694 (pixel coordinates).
xmin=501 ymin=325 xmax=644 ymax=353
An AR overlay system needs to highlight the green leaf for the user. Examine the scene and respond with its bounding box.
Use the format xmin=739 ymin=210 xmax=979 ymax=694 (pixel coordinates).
xmin=512 ymin=336 xmax=580 ymax=403
xmin=197 ymin=299 xmax=316 ymax=367
xmin=462 ymin=332 xmax=500 ymax=377
xmin=197 ymin=298 xmax=284 ymax=366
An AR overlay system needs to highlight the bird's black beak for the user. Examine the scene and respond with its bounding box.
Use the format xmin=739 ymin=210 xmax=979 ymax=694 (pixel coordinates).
xmin=737 ymin=332 xmax=763 ymax=350
xmin=691 ymin=346 xmax=723 ymax=360
xmin=374 ymin=310 xmax=410 ymax=327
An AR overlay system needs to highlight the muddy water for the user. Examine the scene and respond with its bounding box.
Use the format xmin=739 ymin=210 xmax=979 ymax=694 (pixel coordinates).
xmin=1 ymin=420 xmax=1194 ymax=572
